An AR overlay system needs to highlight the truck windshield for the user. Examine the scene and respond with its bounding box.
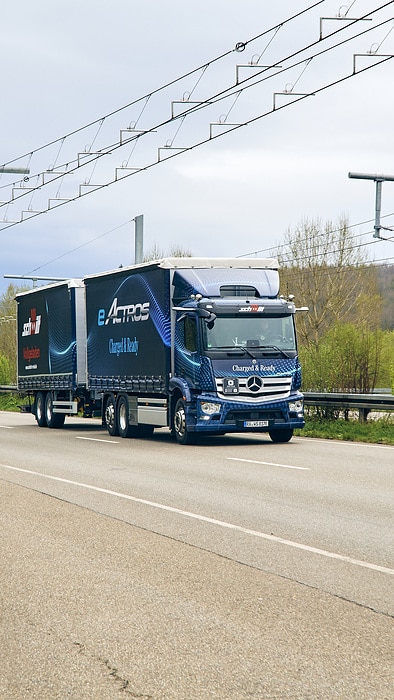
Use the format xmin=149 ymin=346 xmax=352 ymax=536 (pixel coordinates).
xmin=203 ymin=315 xmax=296 ymax=352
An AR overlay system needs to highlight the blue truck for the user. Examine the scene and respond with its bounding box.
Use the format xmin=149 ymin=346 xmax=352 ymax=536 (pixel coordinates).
xmin=16 ymin=257 xmax=305 ymax=444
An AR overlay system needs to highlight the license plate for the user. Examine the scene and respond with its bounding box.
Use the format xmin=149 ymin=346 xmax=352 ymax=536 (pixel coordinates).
xmin=244 ymin=420 xmax=269 ymax=428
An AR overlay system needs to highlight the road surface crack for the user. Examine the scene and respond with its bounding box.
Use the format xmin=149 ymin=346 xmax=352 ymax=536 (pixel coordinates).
xmin=73 ymin=642 xmax=153 ymax=697
xmin=100 ymin=657 xmax=153 ymax=698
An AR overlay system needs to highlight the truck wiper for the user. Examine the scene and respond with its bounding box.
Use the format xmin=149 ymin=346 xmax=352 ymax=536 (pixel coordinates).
xmin=221 ymin=345 xmax=257 ymax=360
xmin=260 ymin=344 xmax=292 ymax=359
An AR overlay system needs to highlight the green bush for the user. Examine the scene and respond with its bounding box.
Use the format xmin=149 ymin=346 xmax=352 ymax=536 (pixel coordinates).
xmin=0 ymin=354 xmax=11 ymax=384
xmin=0 ymin=393 xmax=27 ymax=411
xmin=300 ymin=323 xmax=388 ymax=393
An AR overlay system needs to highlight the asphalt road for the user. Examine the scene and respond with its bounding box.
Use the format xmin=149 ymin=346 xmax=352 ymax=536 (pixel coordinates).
xmin=0 ymin=411 xmax=393 ymax=699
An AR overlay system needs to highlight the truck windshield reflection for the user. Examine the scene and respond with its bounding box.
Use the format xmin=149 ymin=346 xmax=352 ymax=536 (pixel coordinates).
xmin=203 ymin=315 xmax=296 ymax=351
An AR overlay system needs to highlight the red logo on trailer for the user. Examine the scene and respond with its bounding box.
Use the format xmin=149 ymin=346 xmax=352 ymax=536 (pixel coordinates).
xmin=22 ymin=308 xmax=42 ymax=336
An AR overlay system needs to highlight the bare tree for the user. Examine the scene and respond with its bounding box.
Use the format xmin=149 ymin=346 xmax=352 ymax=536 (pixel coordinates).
xmin=277 ymin=217 xmax=382 ymax=348
xmin=143 ymin=243 xmax=192 ymax=262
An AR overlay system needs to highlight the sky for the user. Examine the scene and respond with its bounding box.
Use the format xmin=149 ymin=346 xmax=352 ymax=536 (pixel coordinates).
xmin=0 ymin=0 xmax=393 ymax=296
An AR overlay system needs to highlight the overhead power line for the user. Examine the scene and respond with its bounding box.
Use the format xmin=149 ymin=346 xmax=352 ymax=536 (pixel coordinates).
xmin=238 ymin=213 xmax=394 ymax=258
xmin=0 ymin=2 xmax=392 ymax=231
xmin=23 ymin=220 xmax=135 ymax=276
xmin=6 ymin=9 xmax=393 ymax=170
xmin=278 ymin=235 xmax=393 ymax=268
xmin=0 ymin=1 xmax=326 ymax=170
xmin=22 ymin=209 xmax=394 ymax=280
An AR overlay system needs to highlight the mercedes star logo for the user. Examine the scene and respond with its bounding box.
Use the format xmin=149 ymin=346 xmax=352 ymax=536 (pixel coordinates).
xmin=247 ymin=375 xmax=263 ymax=393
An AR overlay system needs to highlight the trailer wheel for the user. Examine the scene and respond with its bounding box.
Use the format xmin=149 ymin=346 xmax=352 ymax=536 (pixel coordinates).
xmin=45 ymin=391 xmax=65 ymax=429
xmin=268 ymin=428 xmax=293 ymax=443
xmin=104 ymin=393 xmax=118 ymax=436
xmin=173 ymin=398 xmax=194 ymax=445
xmin=35 ymin=391 xmax=47 ymax=427
xmin=117 ymin=395 xmax=132 ymax=438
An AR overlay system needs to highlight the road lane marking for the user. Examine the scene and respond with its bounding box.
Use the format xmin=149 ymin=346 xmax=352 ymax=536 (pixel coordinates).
xmin=228 ymin=457 xmax=309 ymax=470
xmin=0 ymin=425 xmax=14 ymax=429
xmin=0 ymin=463 xmax=392 ymax=576
xmin=75 ymin=436 xmax=119 ymax=444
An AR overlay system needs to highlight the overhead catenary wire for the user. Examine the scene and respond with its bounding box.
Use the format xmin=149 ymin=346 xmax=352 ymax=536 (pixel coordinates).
xmin=275 ymin=222 xmax=394 ymax=268
xmin=272 ymin=226 xmax=394 ymax=274
xmin=3 ymin=0 xmax=391 ymax=180
xmin=22 ymin=220 xmax=134 ymax=277
xmin=0 ymin=0 xmax=392 ymax=290
xmin=0 ymin=4 xmax=391 ymax=193
xmin=2 ymin=48 xmax=391 ymax=230
xmin=371 ymin=14 xmax=394 ymax=51
xmin=22 ymin=209 xmax=394 ymax=280
xmin=0 ymin=0 xmax=326 ymax=171
xmin=4 ymin=4 xmax=391 ymax=187
xmin=279 ymin=235 xmax=393 ymax=267
xmin=279 ymin=254 xmax=394 ymax=290
xmin=237 ymin=213 xmax=394 ymax=258
xmin=0 ymin=9 xmax=392 ymax=230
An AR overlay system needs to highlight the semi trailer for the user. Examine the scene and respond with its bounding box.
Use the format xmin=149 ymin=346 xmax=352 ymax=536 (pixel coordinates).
xmin=16 ymin=257 xmax=305 ymax=444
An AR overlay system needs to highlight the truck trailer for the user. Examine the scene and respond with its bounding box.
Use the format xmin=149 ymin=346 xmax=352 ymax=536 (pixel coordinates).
xmin=16 ymin=257 xmax=305 ymax=444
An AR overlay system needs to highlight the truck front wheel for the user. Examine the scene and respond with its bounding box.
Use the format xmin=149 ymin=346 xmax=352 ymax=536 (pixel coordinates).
xmin=269 ymin=428 xmax=293 ymax=443
xmin=35 ymin=391 xmax=47 ymax=427
xmin=173 ymin=398 xmax=194 ymax=445
xmin=104 ymin=394 xmax=118 ymax=436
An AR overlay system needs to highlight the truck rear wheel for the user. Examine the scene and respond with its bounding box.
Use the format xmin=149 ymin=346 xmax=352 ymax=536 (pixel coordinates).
xmin=173 ymin=398 xmax=195 ymax=445
xmin=117 ymin=395 xmax=132 ymax=438
xmin=35 ymin=391 xmax=47 ymax=427
xmin=104 ymin=393 xmax=118 ymax=436
xmin=45 ymin=391 xmax=65 ymax=429
xmin=269 ymin=428 xmax=293 ymax=443
xmin=117 ymin=395 xmax=155 ymax=439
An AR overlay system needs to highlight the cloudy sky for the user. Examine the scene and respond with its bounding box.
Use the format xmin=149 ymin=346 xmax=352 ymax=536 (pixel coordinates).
xmin=0 ymin=0 xmax=393 ymax=295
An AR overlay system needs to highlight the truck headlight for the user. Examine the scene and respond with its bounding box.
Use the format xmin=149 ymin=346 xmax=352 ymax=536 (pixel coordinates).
xmin=289 ymin=399 xmax=303 ymax=414
xmin=200 ymin=401 xmax=221 ymax=415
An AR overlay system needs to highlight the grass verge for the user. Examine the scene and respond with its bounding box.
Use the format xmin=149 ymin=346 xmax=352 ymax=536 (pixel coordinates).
xmin=295 ymin=415 xmax=393 ymax=445
xmin=0 ymin=393 xmax=30 ymax=412
xmin=0 ymin=393 xmax=99 ymax=420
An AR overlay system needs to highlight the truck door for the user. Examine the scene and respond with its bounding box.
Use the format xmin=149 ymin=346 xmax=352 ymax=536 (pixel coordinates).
xmin=175 ymin=314 xmax=199 ymax=386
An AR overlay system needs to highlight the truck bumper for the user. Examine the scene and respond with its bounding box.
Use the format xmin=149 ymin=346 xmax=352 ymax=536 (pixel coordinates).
xmin=187 ymin=393 xmax=305 ymax=434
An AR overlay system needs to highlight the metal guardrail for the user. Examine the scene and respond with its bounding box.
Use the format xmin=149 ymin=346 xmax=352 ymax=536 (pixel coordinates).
xmin=1 ymin=386 xmax=393 ymax=420
xmin=304 ymin=392 xmax=394 ymax=421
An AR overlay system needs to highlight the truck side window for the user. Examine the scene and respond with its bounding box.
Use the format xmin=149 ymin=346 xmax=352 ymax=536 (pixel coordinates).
xmin=184 ymin=317 xmax=198 ymax=353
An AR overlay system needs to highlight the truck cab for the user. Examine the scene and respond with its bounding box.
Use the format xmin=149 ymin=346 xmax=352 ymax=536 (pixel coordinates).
xmin=169 ymin=260 xmax=305 ymax=443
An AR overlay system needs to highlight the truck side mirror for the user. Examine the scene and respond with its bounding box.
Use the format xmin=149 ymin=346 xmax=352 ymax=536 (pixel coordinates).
xmin=174 ymin=307 xmax=216 ymax=325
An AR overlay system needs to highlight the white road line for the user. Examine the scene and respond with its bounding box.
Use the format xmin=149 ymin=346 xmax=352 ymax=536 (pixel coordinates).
xmin=75 ymin=436 xmax=119 ymax=444
xmin=228 ymin=457 xmax=309 ymax=470
xmin=0 ymin=425 xmax=14 ymax=429
xmin=0 ymin=463 xmax=392 ymax=576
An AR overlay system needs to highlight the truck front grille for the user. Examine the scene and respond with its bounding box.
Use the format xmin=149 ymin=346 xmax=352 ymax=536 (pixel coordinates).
xmin=215 ymin=375 xmax=292 ymax=403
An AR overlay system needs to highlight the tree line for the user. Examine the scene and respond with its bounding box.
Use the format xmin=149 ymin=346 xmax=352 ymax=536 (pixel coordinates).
xmin=278 ymin=217 xmax=393 ymax=393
